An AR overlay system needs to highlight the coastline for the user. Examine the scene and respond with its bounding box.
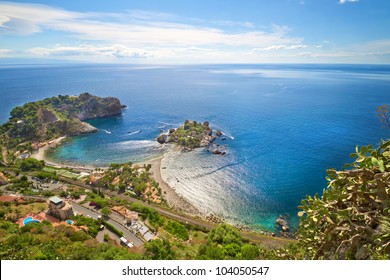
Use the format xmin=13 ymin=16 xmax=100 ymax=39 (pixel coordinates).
xmin=141 ymin=155 xmax=201 ymax=216
xmin=30 ymin=136 xmax=96 ymax=172
xmin=27 ymin=136 xmax=285 ymax=237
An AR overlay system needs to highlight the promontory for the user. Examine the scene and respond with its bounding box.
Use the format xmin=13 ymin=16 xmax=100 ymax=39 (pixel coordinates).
xmin=0 ymin=93 xmax=124 ymax=150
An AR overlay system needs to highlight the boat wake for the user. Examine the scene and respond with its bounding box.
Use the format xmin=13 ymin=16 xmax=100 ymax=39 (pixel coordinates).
xmin=102 ymin=129 xmax=112 ymax=134
xmin=158 ymin=121 xmax=181 ymax=128
xmin=127 ymin=130 xmax=142 ymax=136
xmin=222 ymin=131 xmax=234 ymax=140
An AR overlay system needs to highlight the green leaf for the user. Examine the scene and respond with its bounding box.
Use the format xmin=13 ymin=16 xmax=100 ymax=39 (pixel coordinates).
xmin=372 ymin=157 xmax=379 ymax=166
xmin=379 ymin=160 xmax=385 ymax=172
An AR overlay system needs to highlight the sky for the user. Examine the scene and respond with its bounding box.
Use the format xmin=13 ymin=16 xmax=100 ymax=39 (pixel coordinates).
xmin=0 ymin=0 xmax=389 ymax=64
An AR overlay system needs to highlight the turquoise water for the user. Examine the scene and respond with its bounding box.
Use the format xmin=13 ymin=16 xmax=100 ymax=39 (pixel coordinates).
xmin=23 ymin=217 xmax=40 ymax=225
xmin=1 ymin=64 xmax=389 ymax=231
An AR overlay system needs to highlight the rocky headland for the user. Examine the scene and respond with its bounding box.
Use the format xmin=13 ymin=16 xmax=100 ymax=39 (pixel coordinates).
xmin=0 ymin=93 xmax=125 ymax=164
xmin=0 ymin=93 xmax=124 ymax=145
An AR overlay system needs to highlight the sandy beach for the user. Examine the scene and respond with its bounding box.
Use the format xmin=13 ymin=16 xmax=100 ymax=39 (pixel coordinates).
xmin=142 ymin=156 xmax=201 ymax=216
xmin=31 ymin=136 xmax=66 ymax=162
xmin=31 ymin=136 xmax=95 ymax=172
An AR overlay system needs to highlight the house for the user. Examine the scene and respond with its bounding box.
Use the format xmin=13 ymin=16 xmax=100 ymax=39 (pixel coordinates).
xmin=0 ymin=172 xmax=8 ymax=185
xmin=48 ymin=196 xmax=74 ymax=220
xmin=143 ymin=231 xmax=155 ymax=242
xmin=111 ymin=205 xmax=139 ymax=225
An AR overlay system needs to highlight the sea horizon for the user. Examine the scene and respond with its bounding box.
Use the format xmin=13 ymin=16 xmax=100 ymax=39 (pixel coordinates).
xmin=1 ymin=63 xmax=389 ymax=232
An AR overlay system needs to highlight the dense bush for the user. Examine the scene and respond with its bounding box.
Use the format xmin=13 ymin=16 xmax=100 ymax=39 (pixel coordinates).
xmin=102 ymin=220 xmax=123 ymax=237
xmin=164 ymin=221 xmax=189 ymax=241
xmin=20 ymin=158 xmax=44 ymax=171
xmin=144 ymin=239 xmax=175 ymax=260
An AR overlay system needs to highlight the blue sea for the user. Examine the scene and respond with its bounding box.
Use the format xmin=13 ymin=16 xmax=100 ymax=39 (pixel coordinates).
xmin=1 ymin=64 xmax=389 ymax=231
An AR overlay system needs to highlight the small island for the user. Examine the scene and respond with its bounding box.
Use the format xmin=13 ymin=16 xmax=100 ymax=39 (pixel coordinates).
xmin=156 ymin=120 xmax=224 ymax=153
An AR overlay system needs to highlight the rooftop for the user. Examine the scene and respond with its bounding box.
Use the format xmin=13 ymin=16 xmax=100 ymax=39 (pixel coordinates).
xmin=49 ymin=196 xmax=63 ymax=204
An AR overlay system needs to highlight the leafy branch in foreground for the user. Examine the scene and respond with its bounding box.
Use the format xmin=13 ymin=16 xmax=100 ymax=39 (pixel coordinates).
xmin=377 ymin=105 xmax=390 ymax=129
xmin=298 ymin=140 xmax=390 ymax=259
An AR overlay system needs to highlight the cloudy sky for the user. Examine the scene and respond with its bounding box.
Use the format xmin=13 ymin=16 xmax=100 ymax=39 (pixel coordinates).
xmin=0 ymin=0 xmax=389 ymax=64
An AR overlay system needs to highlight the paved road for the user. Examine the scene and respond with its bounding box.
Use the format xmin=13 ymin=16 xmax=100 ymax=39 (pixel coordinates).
xmin=72 ymin=203 xmax=143 ymax=246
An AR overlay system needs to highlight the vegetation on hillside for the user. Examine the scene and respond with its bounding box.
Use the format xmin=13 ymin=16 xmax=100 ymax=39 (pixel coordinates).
xmin=89 ymin=162 xmax=162 ymax=204
xmin=0 ymin=219 xmax=141 ymax=260
xmin=0 ymin=93 xmax=122 ymax=153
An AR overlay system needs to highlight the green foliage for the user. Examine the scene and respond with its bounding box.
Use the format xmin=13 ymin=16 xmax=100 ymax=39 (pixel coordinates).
xmin=20 ymin=158 xmax=44 ymax=171
xmin=208 ymin=224 xmax=243 ymax=246
xmin=129 ymin=203 xmax=165 ymax=228
xmin=36 ymin=171 xmax=59 ymax=181
xmin=298 ymin=140 xmax=390 ymax=260
xmin=0 ymin=219 xmax=141 ymax=260
xmin=164 ymin=221 xmax=189 ymax=241
xmin=240 ymin=244 xmax=261 ymax=259
xmin=101 ymin=220 xmax=123 ymax=237
xmin=168 ymin=120 xmax=211 ymax=149
xmin=11 ymin=177 xmax=32 ymax=190
xmin=87 ymin=192 xmax=108 ymax=208
xmin=197 ymin=224 xmax=258 ymax=260
xmin=101 ymin=207 xmax=111 ymax=217
xmin=95 ymin=162 xmax=160 ymax=201
xmin=377 ymin=104 xmax=390 ymax=129
xmin=72 ymin=215 xmax=101 ymax=237
xmin=144 ymin=239 xmax=175 ymax=260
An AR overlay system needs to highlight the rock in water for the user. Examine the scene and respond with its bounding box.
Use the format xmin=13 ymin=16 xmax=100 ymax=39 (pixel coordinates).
xmin=169 ymin=128 xmax=176 ymax=134
xmin=157 ymin=134 xmax=168 ymax=144
xmin=216 ymin=130 xmax=222 ymax=137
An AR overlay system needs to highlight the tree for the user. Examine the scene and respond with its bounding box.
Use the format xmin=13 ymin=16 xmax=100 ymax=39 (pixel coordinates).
xmin=240 ymin=244 xmax=260 ymax=259
xmin=297 ymin=140 xmax=390 ymax=259
xmin=20 ymin=158 xmax=44 ymax=171
xmin=377 ymin=105 xmax=390 ymax=129
xmin=164 ymin=221 xmax=189 ymax=240
xmin=101 ymin=207 xmax=111 ymax=217
xmin=144 ymin=239 xmax=175 ymax=260
xmin=208 ymin=224 xmax=243 ymax=246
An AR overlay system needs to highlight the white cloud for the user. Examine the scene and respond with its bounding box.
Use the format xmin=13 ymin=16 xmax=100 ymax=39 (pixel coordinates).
xmin=27 ymin=44 xmax=154 ymax=59
xmin=339 ymin=0 xmax=359 ymax=4
xmin=215 ymin=20 xmax=255 ymax=28
xmin=0 ymin=48 xmax=12 ymax=57
xmin=0 ymin=2 xmax=301 ymax=49
xmin=253 ymin=44 xmax=307 ymax=51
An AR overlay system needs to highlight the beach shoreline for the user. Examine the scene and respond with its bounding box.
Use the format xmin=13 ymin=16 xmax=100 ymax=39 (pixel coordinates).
xmin=30 ymin=136 xmax=96 ymax=172
xmin=141 ymin=155 xmax=202 ymax=216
